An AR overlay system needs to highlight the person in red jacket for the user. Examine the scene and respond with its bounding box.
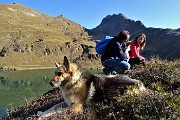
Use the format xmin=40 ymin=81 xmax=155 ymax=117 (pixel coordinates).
xmin=128 ymin=33 xmax=147 ymax=69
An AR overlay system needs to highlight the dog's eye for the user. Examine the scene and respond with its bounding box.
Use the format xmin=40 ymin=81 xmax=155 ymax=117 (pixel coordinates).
xmin=56 ymin=72 xmax=62 ymax=76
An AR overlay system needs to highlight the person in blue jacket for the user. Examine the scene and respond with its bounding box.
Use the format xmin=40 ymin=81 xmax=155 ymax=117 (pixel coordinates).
xmin=101 ymin=30 xmax=131 ymax=75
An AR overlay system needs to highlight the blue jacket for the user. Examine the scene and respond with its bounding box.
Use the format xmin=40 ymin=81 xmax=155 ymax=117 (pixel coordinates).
xmin=101 ymin=38 xmax=127 ymax=61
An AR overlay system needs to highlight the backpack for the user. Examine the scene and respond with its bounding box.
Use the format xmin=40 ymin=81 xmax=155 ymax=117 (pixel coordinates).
xmin=95 ymin=36 xmax=114 ymax=55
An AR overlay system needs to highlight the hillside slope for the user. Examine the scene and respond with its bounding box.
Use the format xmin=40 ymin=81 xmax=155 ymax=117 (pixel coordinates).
xmin=0 ymin=3 xmax=99 ymax=69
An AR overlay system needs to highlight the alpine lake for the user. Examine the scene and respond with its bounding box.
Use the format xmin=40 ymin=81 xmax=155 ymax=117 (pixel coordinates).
xmin=0 ymin=68 xmax=100 ymax=118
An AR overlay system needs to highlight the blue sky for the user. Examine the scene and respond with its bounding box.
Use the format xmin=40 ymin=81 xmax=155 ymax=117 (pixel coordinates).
xmin=1 ymin=0 xmax=180 ymax=29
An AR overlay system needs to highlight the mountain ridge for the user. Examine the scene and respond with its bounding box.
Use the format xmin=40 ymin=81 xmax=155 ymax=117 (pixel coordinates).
xmin=88 ymin=14 xmax=180 ymax=60
xmin=0 ymin=3 xmax=179 ymax=69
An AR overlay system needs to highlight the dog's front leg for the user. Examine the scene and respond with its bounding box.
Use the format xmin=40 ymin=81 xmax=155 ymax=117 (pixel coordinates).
xmin=137 ymin=80 xmax=146 ymax=91
xmin=37 ymin=101 xmax=67 ymax=117
xmin=131 ymin=79 xmax=146 ymax=91
xmin=38 ymin=107 xmax=71 ymax=120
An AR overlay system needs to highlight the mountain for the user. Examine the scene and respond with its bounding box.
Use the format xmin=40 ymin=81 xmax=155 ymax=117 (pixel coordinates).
xmin=88 ymin=13 xmax=180 ymax=60
xmin=0 ymin=4 xmax=179 ymax=69
xmin=0 ymin=3 xmax=99 ymax=69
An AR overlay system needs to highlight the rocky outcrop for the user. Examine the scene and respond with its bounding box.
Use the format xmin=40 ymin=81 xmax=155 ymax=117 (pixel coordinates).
xmin=0 ymin=47 xmax=8 ymax=57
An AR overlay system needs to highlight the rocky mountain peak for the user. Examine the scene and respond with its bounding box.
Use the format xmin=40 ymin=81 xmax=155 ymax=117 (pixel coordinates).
xmin=101 ymin=13 xmax=128 ymax=23
xmin=90 ymin=13 xmax=145 ymax=40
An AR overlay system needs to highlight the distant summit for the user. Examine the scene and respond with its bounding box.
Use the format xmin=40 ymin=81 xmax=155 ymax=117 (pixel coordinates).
xmin=88 ymin=13 xmax=180 ymax=60
xmin=89 ymin=13 xmax=145 ymax=40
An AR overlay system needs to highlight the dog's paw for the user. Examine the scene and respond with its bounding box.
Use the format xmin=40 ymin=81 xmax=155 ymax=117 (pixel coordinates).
xmin=138 ymin=82 xmax=146 ymax=91
xmin=37 ymin=111 xmax=45 ymax=117
xmin=139 ymin=86 xmax=146 ymax=91
xmin=38 ymin=116 xmax=45 ymax=120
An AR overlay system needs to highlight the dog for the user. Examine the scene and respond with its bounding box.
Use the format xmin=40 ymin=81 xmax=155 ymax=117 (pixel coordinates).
xmin=37 ymin=56 xmax=146 ymax=119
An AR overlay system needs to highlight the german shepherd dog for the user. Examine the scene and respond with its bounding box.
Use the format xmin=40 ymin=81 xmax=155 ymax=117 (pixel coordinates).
xmin=37 ymin=56 xmax=146 ymax=119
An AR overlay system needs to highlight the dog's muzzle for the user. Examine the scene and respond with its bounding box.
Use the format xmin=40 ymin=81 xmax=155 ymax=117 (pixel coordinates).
xmin=49 ymin=81 xmax=54 ymax=87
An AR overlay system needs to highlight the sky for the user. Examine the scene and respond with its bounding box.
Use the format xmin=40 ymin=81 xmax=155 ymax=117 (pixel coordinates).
xmin=1 ymin=0 xmax=180 ymax=29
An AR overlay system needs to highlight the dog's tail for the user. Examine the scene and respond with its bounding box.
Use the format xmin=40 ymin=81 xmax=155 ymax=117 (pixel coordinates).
xmin=91 ymin=74 xmax=146 ymax=101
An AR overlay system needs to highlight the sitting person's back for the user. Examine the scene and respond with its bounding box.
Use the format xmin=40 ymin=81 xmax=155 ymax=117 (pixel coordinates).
xmin=101 ymin=30 xmax=131 ymax=75
xmin=101 ymin=39 xmax=128 ymax=61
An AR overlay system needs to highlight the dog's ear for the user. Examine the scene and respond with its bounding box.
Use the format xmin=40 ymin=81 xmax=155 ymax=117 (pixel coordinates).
xmin=55 ymin=61 xmax=61 ymax=68
xmin=63 ymin=56 xmax=70 ymax=71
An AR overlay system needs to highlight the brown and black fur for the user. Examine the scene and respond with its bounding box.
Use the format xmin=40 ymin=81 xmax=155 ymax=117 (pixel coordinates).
xmin=37 ymin=56 xmax=145 ymax=119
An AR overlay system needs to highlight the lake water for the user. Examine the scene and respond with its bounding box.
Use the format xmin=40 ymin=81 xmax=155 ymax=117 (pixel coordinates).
xmin=0 ymin=68 xmax=55 ymax=111
xmin=0 ymin=108 xmax=7 ymax=118
xmin=0 ymin=68 xmax=100 ymax=112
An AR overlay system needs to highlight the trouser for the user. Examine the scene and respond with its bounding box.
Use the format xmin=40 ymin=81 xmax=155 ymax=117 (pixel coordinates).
xmin=128 ymin=58 xmax=145 ymax=69
xmin=101 ymin=59 xmax=130 ymax=75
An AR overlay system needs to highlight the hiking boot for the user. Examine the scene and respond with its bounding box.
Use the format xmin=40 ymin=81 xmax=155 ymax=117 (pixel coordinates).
xmin=111 ymin=71 xmax=118 ymax=75
xmin=103 ymin=68 xmax=110 ymax=75
xmin=119 ymin=70 xmax=125 ymax=74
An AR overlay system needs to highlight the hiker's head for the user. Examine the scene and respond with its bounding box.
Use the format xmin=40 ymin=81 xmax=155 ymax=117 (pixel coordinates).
xmin=134 ymin=33 xmax=146 ymax=50
xmin=116 ymin=30 xmax=130 ymax=43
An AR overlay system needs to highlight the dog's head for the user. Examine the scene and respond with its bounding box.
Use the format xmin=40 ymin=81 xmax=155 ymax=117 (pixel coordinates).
xmin=49 ymin=56 xmax=80 ymax=88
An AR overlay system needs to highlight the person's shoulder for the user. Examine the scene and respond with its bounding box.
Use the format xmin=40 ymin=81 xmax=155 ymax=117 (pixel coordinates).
xmin=108 ymin=38 xmax=116 ymax=44
xmin=130 ymin=41 xmax=136 ymax=46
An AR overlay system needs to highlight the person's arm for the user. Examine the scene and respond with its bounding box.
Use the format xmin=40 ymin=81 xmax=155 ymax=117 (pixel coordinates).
xmin=116 ymin=42 xmax=127 ymax=60
xmin=130 ymin=42 xmax=145 ymax=61
xmin=125 ymin=45 xmax=130 ymax=59
xmin=139 ymin=55 xmax=145 ymax=61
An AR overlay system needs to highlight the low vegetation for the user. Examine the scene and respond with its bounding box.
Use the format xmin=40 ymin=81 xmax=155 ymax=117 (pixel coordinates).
xmin=98 ymin=58 xmax=180 ymax=120
xmin=4 ymin=58 xmax=179 ymax=120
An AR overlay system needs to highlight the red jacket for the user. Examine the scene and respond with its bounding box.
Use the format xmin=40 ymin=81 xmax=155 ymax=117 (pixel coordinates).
xmin=129 ymin=42 xmax=145 ymax=61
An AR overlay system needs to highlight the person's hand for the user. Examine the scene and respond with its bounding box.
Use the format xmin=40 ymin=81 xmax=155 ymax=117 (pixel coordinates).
xmin=142 ymin=59 xmax=148 ymax=66
xmin=128 ymin=50 xmax=132 ymax=55
xmin=125 ymin=46 xmax=130 ymax=58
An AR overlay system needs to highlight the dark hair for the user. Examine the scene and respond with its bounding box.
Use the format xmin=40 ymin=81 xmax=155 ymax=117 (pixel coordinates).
xmin=115 ymin=30 xmax=130 ymax=42
xmin=133 ymin=33 xmax=146 ymax=50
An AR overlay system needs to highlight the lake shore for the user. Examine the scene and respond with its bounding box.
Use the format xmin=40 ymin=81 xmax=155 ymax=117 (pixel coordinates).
xmin=0 ymin=65 xmax=103 ymax=71
xmin=0 ymin=66 xmax=56 ymax=71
